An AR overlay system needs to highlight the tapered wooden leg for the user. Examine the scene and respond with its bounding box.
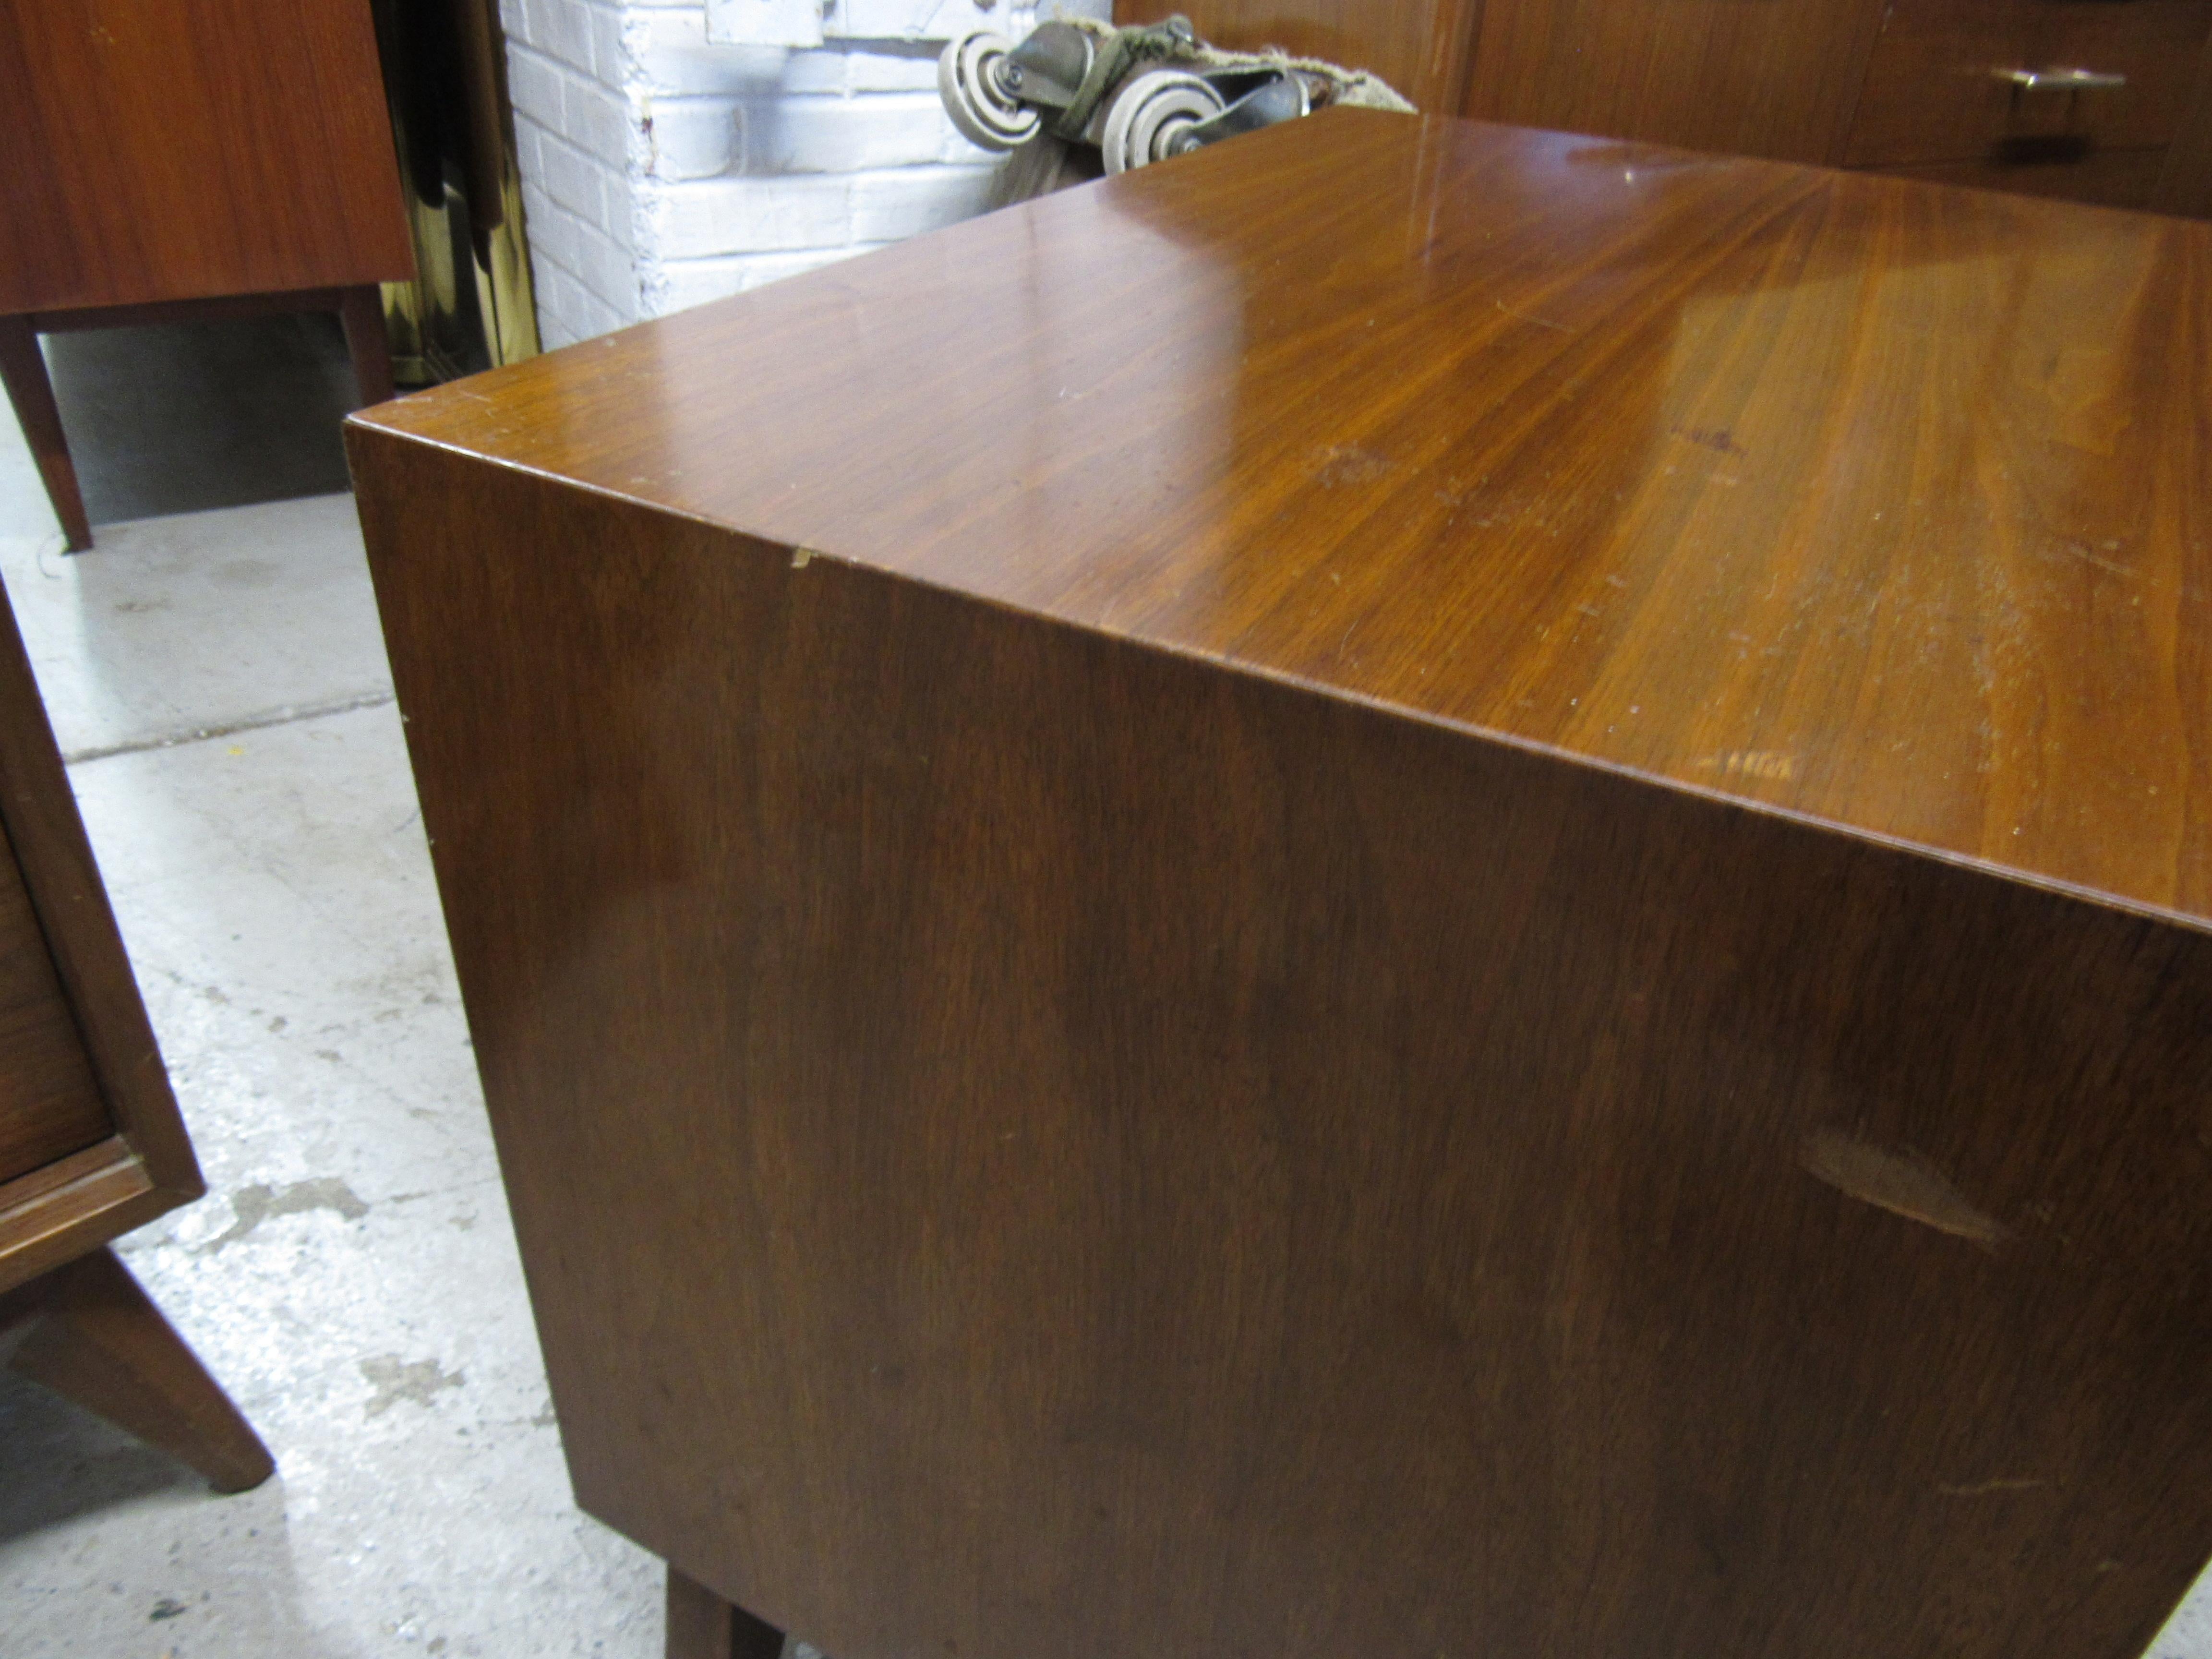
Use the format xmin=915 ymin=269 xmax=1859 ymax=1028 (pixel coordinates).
xmin=666 ymin=1565 xmax=786 ymax=1659
xmin=337 ymin=284 xmax=396 ymax=407
xmin=0 ymin=1247 xmax=274 ymax=1493
xmin=0 ymin=314 xmax=92 ymax=552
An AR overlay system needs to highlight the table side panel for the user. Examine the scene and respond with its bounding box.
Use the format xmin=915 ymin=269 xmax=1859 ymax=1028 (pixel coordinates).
xmin=356 ymin=433 xmax=2212 ymax=1659
xmin=353 ymin=115 xmax=2212 ymax=927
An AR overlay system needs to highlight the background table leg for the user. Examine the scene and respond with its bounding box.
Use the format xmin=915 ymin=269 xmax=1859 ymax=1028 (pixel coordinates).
xmin=0 ymin=314 xmax=93 ymax=552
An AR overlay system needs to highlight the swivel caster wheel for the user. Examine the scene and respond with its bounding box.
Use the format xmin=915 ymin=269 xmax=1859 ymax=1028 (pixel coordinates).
xmin=938 ymin=29 xmax=1042 ymax=152
xmin=1099 ymin=69 xmax=1226 ymax=173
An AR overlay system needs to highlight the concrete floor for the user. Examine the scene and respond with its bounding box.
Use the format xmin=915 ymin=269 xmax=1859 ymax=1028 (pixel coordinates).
xmin=0 ymin=327 xmax=668 ymax=1657
xmin=0 ymin=322 xmax=2207 ymax=1659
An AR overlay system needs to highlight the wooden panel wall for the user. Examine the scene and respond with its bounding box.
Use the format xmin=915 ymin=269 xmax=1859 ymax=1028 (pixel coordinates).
xmin=0 ymin=0 xmax=414 ymax=314
xmin=2158 ymin=28 xmax=2212 ymax=213
xmin=1846 ymin=0 xmax=2212 ymax=167
xmin=1461 ymin=0 xmax=1887 ymax=162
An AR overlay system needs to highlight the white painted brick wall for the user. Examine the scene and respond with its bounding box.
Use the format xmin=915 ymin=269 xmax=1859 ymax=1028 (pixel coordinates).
xmin=501 ymin=0 xmax=1098 ymax=349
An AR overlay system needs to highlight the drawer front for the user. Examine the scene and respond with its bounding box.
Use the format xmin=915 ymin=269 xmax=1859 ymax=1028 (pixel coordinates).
xmin=1877 ymin=142 xmax=2170 ymax=204
xmin=1847 ymin=0 xmax=2212 ymax=167
xmin=0 ymin=821 xmax=110 ymax=1186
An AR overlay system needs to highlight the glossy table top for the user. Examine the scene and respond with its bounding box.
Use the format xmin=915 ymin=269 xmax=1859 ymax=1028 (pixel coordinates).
xmin=360 ymin=111 xmax=2212 ymax=929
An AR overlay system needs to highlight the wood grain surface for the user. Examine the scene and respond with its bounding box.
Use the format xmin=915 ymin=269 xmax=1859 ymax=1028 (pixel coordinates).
xmin=0 ymin=0 xmax=413 ymax=314
xmin=353 ymin=426 xmax=2212 ymax=1659
xmin=358 ymin=111 xmax=2212 ymax=930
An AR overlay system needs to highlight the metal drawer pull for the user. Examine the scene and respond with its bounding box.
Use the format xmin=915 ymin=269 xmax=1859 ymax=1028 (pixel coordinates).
xmin=1996 ymin=68 xmax=2128 ymax=92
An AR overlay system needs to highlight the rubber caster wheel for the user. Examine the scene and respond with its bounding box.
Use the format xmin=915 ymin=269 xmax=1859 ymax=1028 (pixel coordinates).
xmin=939 ymin=29 xmax=1040 ymax=152
xmin=1100 ymin=69 xmax=1226 ymax=173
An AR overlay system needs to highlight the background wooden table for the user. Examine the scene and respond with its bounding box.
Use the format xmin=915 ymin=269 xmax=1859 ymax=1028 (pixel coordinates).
xmin=0 ymin=0 xmax=413 ymax=549
xmin=351 ymin=112 xmax=2212 ymax=1659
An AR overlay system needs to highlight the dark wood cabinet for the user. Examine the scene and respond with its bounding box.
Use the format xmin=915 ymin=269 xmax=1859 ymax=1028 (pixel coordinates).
xmin=0 ymin=826 xmax=111 ymax=1186
xmin=352 ymin=112 xmax=2212 ymax=1659
xmin=1461 ymin=0 xmax=1890 ymax=166
xmin=0 ymin=579 xmax=270 ymax=1495
xmin=1844 ymin=0 xmax=2212 ymax=168
xmin=1128 ymin=0 xmax=2212 ymax=213
xmin=0 ymin=0 xmax=414 ymax=549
